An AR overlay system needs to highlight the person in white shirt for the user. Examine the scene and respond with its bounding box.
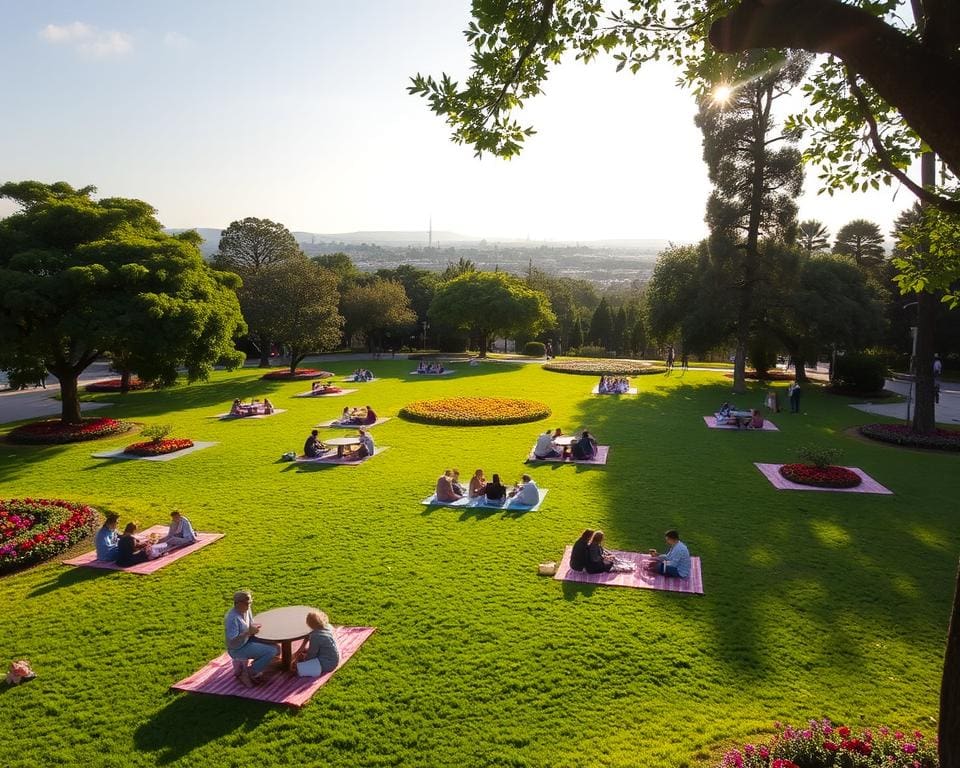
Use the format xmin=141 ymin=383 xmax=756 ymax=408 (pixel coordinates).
xmin=510 ymin=474 xmax=540 ymax=506
xmin=533 ymin=430 xmax=560 ymax=459
xmin=158 ymin=510 xmax=197 ymax=550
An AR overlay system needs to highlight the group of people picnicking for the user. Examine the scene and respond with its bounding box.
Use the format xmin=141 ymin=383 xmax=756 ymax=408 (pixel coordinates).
xmin=569 ymin=528 xmax=691 ymax=579
xmin=415 ymin=361 xmax=446 ymax=374
xmin=95 ymin=510 xmax=197 ymax=568
xmin=230 ymin=398 xmax=275 ymax=416
xmin=349 ymin=368 xmax=374 ymax=382
xmin=596 ymin=375 xmax=631 ymax=394
xmin=533 ymin=428 xmax=598 ymax=461
xmin=435 ymin=469 xmax=540 ymax=506
xmin=716 ymin=402 xmax=765 ymax=429
xmin=303 ymin=427 xmax=375 ymax=460
xmin=310 ymin=381 xmax=343 ymax=395
xmin=225 ymin=590 xmax=340 ymax=688
xmin=338 ymin=405 xmax=378 ymax=426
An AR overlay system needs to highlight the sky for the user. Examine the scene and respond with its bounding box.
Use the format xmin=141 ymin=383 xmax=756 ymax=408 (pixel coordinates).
xmin=0 ymin=0 xmax=918 ymax=243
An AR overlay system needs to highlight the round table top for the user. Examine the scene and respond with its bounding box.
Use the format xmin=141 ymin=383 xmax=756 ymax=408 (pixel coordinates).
xmin=553 ymin=436 xmax=576 ymax=446
xmin=325 ymin=436 xmax=361 ymax=446
xmin=253 ymin=605 xmax=319 ymax=641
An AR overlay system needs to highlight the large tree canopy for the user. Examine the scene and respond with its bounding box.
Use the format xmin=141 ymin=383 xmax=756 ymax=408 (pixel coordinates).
xmin=341 ymin=279 xmax=417 ymax=350
xmin=0 ymin=181 xmax=246 ymax=423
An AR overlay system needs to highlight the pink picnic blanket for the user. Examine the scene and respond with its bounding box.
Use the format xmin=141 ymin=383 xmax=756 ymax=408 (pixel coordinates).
xmin=754 ymin=463 xmax=893 ymax=494
xmin=703 ymin=416 xmax=778 ymax=431
xmin=171 ymin=626 xmax=376 ymax=707
xmin=527 ymin=445 xmax=610 ymax=465
xmin=553 ymin=546 xmax=704 ymax=594
xmin=63 ymin=525 xmax=224 ymax=574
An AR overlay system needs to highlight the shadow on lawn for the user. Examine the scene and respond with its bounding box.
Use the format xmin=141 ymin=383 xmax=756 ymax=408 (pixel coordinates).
xmin=134 ymin=693 xmax=269 ymax=765
xmin=29 ymin=564 xmax=109 ymax=597
xmin=0 ymin=441 xmax=73 ymax=484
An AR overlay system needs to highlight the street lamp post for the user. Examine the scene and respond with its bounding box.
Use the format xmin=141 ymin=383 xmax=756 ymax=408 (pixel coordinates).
xmin=903 ymin=301 xmax=919 ymax=424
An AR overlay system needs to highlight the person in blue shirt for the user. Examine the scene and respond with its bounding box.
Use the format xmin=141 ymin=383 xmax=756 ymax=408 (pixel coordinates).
xmin=645 ymin=529 xmax=691 ymax=578
xmin=157 ymin=510 xmax=197 ymax=551
xmin=294 ymin=611 xmax=341 ymax=675
xmin=225 ymin=590 xmax=278 ymax=688
xmin=95 ymin=513 xmax=120 ymax=562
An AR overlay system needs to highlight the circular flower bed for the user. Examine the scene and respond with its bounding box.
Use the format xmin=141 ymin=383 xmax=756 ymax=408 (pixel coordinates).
xmin=723 ymin=370 xmax=796 ymax=382
xmin=261 ymin=368 xmax=333 ymax=381
xmin=7 ymin=417 xmax=135 ymax=445
xmin=779 ymin=463 xmax=862 ymax=488
xmin=124 ymin=438 xmax=194 ymax=456
xmin=543 ymin=359 xmax=665 ymax=376
xmin=860 ymin=422 xmax=960 ymax=451
xmin=85 ymin=377 xmax=150 ymax=393
xmin=0 ymin=498 xmax=98 ymax=575
xmin=400 ymin=397 xmax=550 ymax=426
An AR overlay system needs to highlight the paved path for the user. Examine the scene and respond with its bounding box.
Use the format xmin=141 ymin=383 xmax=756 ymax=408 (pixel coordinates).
xmin=0 ymin=362 xmax=116 ymax=425
xmin=849 ymin=378 xmax=960 ymax=425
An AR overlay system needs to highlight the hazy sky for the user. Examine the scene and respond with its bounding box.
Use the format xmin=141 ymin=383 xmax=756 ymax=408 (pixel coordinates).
xmin=0 ymin=0 xmax=917 ymax=242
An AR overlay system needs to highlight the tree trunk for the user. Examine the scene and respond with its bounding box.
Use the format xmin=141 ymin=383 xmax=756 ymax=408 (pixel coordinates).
xmin=288 ymin=352 xmax=305 ymax=375
xmin=941 ymin=558 xmax=960 ymax=768
xmin=792 ymin=357 xmax=808 ymax=383
xmin=120 ymin=369 xmax=131 ymax=395
xmin=56 ymin=372 xmax=83 ymax=425
xmin=732 ymin=340 xmax=747 ymax=393
xmin=259 ymin=337 xmax=272 ymax=368
xmin=479 ymin=332 xmax=489 ymax=358
xmin=912 ymin=290 xmax=938 ymax=433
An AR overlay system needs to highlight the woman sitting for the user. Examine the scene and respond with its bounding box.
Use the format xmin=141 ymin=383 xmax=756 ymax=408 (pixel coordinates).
xmin=484 ymin=473 xmax=507 ymax=503
xmin=417 ymin=360 xmax=427 ymax=373
xmin=748 ymin=409 xmax=764 ymax=429
xmin=585 ymin=530 xmax=635 ymax=574
xmin=468 ymin=469 xmax=487 ymax=498
xmin=436 ymin=470 xmax=462 ymax=502
xmin=294 ymin=611 xmax=341 ymax=675
xmin=598 ymin=375 xmax=609 ymax=394
xmin=262 ymin=398 xmax=274 ymax=414
xmin=361 ymin=405 xmax=378 ymax=425
xmin=355 ymin=428 xmax=375 ymax=459
xmin=116 ymin=522 xmax=152 ymax=567
xmin=230 ymin=398 xmax=243 ymax=416
xmin=570 ymin=430 xmax=597 ymax=460
xmin=451 ymin=469 xmax=466 ymax=496
xmin=569 ymin=529 xmax=594 ymax=572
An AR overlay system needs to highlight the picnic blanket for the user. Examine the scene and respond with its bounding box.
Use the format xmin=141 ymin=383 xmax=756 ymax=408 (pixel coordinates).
xmin=527 ymin=445 xmax=609 ymax=465
xmin=342 ymin=377 xmax=378 ymax=383
xmin=421 ymin=488 xmax=548 ymax=511
xmin=217 ymin=409 xmax=286 ymax=420
xmin=294 ymin=447 xmax=389 ymax=465
xmin=63 ymin=525 xmax=224 ymax=574
xmin=754 ymin=463 xmax=893 ymax=494
xmin=591 ymin=386 xmax=638 ymax=395
xmin=170 ymin=626 xmax=375 ymax=708
xmin=553 ymin=546 xmax=704 ymax=594
xmin=292 ymin=388 xmax=357 ymax=398
xmin=409 ymin=370 xmax=455 ymax=375
xmin=703 ymin=415 xmax=778 ymax=431
xmin=315 ymin=417 xmax=391 ymax=428
xmin=90 ymin=441 xmax=218 ymax=462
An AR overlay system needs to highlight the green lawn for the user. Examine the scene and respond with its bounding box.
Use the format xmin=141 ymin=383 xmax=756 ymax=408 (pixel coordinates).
xmin=0 ymin=361 xmax=955 ymax=768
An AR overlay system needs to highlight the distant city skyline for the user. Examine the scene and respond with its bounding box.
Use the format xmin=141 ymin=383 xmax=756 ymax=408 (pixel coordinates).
xmin=0 ymin=1 xmax=917 ymax=244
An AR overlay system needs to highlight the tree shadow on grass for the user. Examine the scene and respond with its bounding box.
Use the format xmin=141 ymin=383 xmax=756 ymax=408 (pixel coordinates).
xmin=133 ymin=691 xmax=271 ymax=765
xmin=560 ymin=579 xmax=600 ymax=601
xmin=29 ymin=564 xmax=110 ymax=598
xmin=0 ymin=441 xmax=72 ymax=484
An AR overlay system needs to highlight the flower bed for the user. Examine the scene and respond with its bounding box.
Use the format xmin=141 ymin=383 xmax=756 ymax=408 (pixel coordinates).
xmin=261 ymin=368 xmax=333 ymax=380
xmin=7 ymin=417 xmax=135 ymax=445
xmin=860 ymin=422 xmax=960 ymax=451
xmin=0 ymin=498 xmax=98 ymax=575
xmin=723 ymin=371 xmax=796 ymax=382
xmin=85 ymin=377 xmax=150 ymax=393
xmin=399 ymin=397 xmax=550 ymax=426
xmin=543 ymin=359 xmax=665 ymax=376
xmin=124 ymin=438 xmax=195 ymax=456
xmin=779 ymin=463 xmax=862 ymax=488
xmin=720 ymin=720 xmax=939 ymax=768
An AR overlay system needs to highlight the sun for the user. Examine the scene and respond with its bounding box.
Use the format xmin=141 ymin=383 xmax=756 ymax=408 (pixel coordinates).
xmin=712 ymin=83 xmax=733 ymax=105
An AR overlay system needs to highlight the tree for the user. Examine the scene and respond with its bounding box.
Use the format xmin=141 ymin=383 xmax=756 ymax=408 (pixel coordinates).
xmin=0 ymin=181 xmax=246 ymax=424
xmin=440 ymin=256 xmax=476 ymax=281
xmin=798 ymin=220 xmax=831 ymax=253
xmin=834 ymin=219 xmax=886 ymax=267
xmin=254 ymin=258 xmax=343 ymax=374
xmin=588 ymin=298 xmax=614 ymax=349
xmin=376 ymin=265 xmax=439 ymax=349
xmin=315 ymin=252 xmax=363 ymax=290
xmin=341 ymin=279 xmax=417 ymax=351
xmin=570 ymin=312 xmax=585 ymax=350
xmin=214 ymin=217 xmax=301 ymax=366
xmin=428 ymin=271 xmax=555 ymax=357
xmin=612 ymin=306 xmax=628 ymax=355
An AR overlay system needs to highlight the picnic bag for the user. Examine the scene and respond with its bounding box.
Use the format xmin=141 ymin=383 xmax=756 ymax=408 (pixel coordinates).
xmin=537 ymin=561 xmax=557 ymax=576
xmin=281 ymin=451 xmax=297 ymax=462
xmin=295 ymin=657 xmax=323 ymax=677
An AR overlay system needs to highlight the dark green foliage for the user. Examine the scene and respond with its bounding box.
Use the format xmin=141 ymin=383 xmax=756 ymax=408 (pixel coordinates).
xmin=798 ymin=220 xmax=831 ymax=253
xmin=860 ymin=423 xmax=960 ymax=452
xmin=833 ymin=219 xmax=886 ymax=267
xmin=832 ymin=352 xmax=888 ymax=394
xmin=523 ymin=341 xmax=545 ymax=357
xmin=588 ymin=298 xmax=614 ymax=349
xmin=341 ymin=279 xmax=417 ymax=351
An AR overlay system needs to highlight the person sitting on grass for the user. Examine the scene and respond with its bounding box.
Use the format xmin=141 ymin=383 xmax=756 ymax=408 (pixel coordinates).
xmin=552 ymin=427 xmax=563 ymax=439
xmin=509 ymin=474 xmax=540 ymax=507
xmin=436 ymin=469 xmax=462 ymax=502
xmin=355 ymin=427 xmax=375 ymax=459
xmin=157 ymin=509 xmax=197 ymax=550
xmin=748 ymin=409 xmax=764 ymax=429
xmin=361 ymin=405 xmax=378 ymax=425
xmin=303 ymin=430 xmax=326 ymax=458
xmin=294 ymin=610 xmax=341 ymax=675
xmin=116 ymin=522 xmax=152 ymax=568
xmin=95 ymin=513 xmax=121 ymax=562
xmin=534 ymin=429 xmax=560 ymax=460
xmin=484 ymin=473 xmax=507 ymax=504
xmin=417 ymin=360 xmax=427 ymax=373
xmin=570 ymin=430 xmax=598 ymax=461
xmin=468 ymin=469 xmax=487 ymax=498
xmin=262 ymin=398 xmax=274 ymax=414
xmin=569 ymin=529 xmax=594 ymax=572
xmin=230 ymin=398 xmax=243 ymax=416
xmin=585 ymin=530 xmax=635 ymax=574
xmin=225 ymin=590 xmax=279 ymax=688
xmin=644 ymin=529 xmax=691 ymax=579
xmin=451 ymin=469 xmax=466 ymax=496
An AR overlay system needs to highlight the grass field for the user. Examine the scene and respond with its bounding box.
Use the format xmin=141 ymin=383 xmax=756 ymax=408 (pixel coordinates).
xmin=0 ymin=361 xmax=955 ymax=768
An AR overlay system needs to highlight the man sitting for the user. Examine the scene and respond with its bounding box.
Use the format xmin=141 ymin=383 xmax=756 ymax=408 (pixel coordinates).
xmin=509 ymin=474 xmax=540 ymax=507
xmin=95 ymin=513 xmax=120 ymax=561
xmin=361 ymin=405 xmax=378 ymax=425
xmin=303 ymin=430 xmax=326 ymax=458
xmin=435 ymin=470 xmax=462 ymax=502
xmin=157 ymin=509 xmax=197 ymax=550
xmin=533 ymin=429 xmax=560 ymax=460
xmin=355 ymin=428 xmax=375 ymax=459
xmin=644 ymin=529 xmax=691 ymax=578
xmin=570 ymin=430 xmax=598 ymax=460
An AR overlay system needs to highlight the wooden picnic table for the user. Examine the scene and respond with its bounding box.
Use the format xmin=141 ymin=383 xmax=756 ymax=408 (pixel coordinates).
xmin=325 ymin=436 xmax=361 ymax=458
xmin=253 ymin=605 xmax=319 ymax=671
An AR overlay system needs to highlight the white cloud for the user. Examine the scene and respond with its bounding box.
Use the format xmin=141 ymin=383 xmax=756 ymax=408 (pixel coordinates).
xmin=39 ymin=21 xmax=132 ymax=57
xmin=163 ymin=31 xmax=195 ymax=50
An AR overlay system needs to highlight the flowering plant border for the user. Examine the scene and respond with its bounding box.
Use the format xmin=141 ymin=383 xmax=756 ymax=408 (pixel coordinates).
xmin=399 ymin=397 xmax=550 ymax=426
xmin=124 ymin=438 xmax=195 ymax=456
xmin=7 ymin=417 xmax=136 ymax=445
xmin=543 ymin=359 xmax=665 ymax=376
xmin=860 ymin=422 xmax=960 ymax=452
xmin=779 ymin=463 xmax=862 ymax=488
xmin=720 ymin=720 xmax=938 ymax=768
xmin=261 ymin=368 xmax=333 ymax=381
xmin=85 ymin=378 xmax=150 ymax=393
xmin=0 ymin=499 xmax=98 ymax=575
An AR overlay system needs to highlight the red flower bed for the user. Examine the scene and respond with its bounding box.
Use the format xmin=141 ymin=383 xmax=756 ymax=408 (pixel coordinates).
xmin=124 ymin=438 xmax=194 ymax=456
xmin=0 ymin=498 xmax=98 ymax=574
xmin=860 ymin=422 xmax=960 ymax=451
xmin=261 ymin=368 xmax=333 ymax=380
xmin=724 ymin=371 xmax=795 ymax=382
xmin=85 ymin=377 xmax=150 ymax=393
xmin=779 ymin=463 xmax=862 ymax=488
xmin=7 ymin=417 xmax=134 ymax=445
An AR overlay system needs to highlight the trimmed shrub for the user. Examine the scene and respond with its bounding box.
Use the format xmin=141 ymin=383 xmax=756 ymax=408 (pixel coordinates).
xmin=574 ymin=345 xmax=607 ymax=358
xmin=85 ymin=377 xmax=151 ymax=393
xmin=832 ymin=352 xmax=887 ymax=393
xmin=400 ymin=397 xmax=550 ymax=426
xmin=796 ymin=445 xmax=842 ymax=469
xmin=7 ymin=417 xmax=134 ymax=445
xmin=523 ymin=341 xmax=546 ymax=357
xmin=860 ymin=423 xmax=960 ymax=451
